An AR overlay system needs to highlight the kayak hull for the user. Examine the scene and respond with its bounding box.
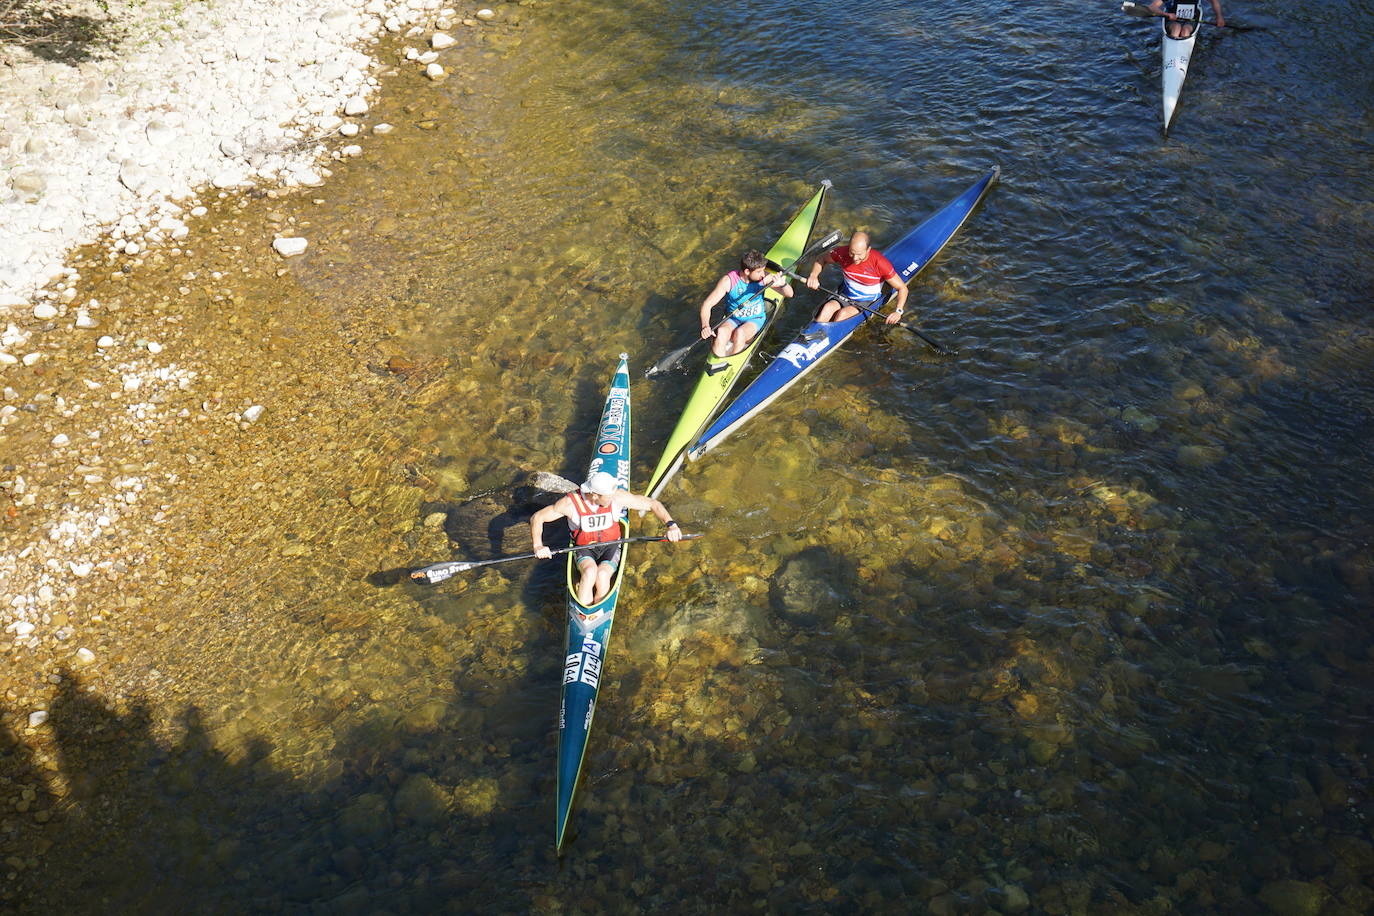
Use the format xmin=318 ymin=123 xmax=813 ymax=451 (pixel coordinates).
xmin=555 ymin=354 xmax=631 ymax=853
xmin=644 ymin=182 xmax=828 ymax=498
xmin=688 ymin=167 xmax=999 ymax=460
xmin=1161 ymin=13 xmax=1201 ymax=133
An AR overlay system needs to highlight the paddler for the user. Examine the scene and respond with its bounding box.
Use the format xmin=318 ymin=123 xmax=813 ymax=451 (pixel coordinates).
xmin=698 ymin=249 xmax=793 ymax=358
xmin=1149 ymin=0 xmax=1224 ymax=37
xmin=529 ymin=471 xmax=684 ymax=605
xmin=805 ymin=230 xmax=909 ymax=325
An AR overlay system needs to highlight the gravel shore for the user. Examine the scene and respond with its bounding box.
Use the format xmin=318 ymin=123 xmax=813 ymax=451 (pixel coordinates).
xmin=0 ymin=0 xmax=489 ymax=308
xmin=1 ymin=0 xmax=497 ymax=661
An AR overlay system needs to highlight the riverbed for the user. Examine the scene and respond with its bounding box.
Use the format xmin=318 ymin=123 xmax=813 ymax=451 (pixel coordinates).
xmin=3 ymin=0 xmax=1372 ymax=912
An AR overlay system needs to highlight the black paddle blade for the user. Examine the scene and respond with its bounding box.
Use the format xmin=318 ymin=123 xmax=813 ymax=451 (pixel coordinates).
xmin=645 ymin=341 xmax=697 ymax=378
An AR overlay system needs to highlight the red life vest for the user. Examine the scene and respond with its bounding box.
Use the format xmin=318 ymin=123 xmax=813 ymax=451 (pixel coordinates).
xmin=567 ymin=492 xmax=620 ymax=546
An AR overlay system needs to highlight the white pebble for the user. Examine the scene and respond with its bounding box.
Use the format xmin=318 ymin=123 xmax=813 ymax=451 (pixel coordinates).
xmin=75 ymin=312 xmax=99 ymax=329
xmin=432 ymin=32 xmax=455 ymax=49
xmin=97 ymin=335 xmax=115 ymax=348
xmin=51 ymin=433 xmax=70 ymax=447
xmin=418 ymin=50 xmax=439 ymax=64
xmin=476 ymin=8 xmax=494 ymax=19
xmin=15 ymin=621 xmax=36 ymax=637
xmin=22 ymin=353 xmax=41 ymax=366
xmin=426 ymin=63 xmax=446 ymax=80
xmin=34 ymin=303 xmax=59 ymax=320
xmin=344 ymin=96 xmax=369 ymax=116
xmin=147 ymin=341 xmax=163 ymax=354
xmin=28 ymin=710 xmax=48 ymax=728
xmin=75 ymin=647 xmax=96 ymax=665
xmin=272 ymin=237 xmax=308 ymax=257
xmin=339 ymin=122 xmax=360 ymax=137
xmin=373 ymin=123 xmax=394 ymax=135
xmin=242 ymin=405 xmax=265 ymax=422
xmin=342 ymin=144 xmax=363 ymax=158
xmin=69 ymin=561 xmax=94 ymax=577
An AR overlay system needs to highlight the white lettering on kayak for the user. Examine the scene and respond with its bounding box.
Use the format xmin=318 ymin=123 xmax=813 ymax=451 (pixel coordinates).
xmin=564 ymin=636 xmax=604 ymax=689
xmin=780 ymin=336 xmax=830 ymax=369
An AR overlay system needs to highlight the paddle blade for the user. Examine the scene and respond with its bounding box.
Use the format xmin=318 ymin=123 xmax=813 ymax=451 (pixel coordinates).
xmin=1121 ymin=1 xmax=1155 ymax=18
xmin=645 ymin=341 xmax=698 ymax=378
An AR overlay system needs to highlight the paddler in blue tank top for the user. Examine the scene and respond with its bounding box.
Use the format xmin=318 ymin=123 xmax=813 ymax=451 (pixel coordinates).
xmin=698 ymin=249 xmax=793 ymax=358
xmin=1150 ymin=0 xmax=1224 ymax=37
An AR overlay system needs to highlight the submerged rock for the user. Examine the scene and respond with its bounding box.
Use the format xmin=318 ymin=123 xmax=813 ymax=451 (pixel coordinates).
xmin=769 ymin=546 xmax=853 ymax=624
xmin=1257 ymin=880 xmax=1326 ymax=916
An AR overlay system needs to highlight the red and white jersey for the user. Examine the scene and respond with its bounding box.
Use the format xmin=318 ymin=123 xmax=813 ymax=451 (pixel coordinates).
xmin=829 ymin=247 xmax=897 ymax=301
xmin=567 ymin=492 xmax=621 ymax=545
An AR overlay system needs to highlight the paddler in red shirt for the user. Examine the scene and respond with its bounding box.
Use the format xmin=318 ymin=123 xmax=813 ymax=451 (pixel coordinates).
xmin=529 ymin=471 xmax=683 ymax=605
xmin=805 ymin=230 xmax=909 ymax=325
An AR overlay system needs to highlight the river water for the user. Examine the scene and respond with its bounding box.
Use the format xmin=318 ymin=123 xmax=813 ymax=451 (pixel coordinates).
xmin=9 ymin=0 xmax=1374 ymax=912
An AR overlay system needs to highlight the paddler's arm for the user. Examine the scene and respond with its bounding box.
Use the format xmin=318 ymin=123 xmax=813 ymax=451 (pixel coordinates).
xmin=805 ymin=259 xmax=824 ymax=290
xmin=617 ymin=493 xmax=684 ymax=542
xmin=765 ymin=272 xmax=794 ymax=299
xmin=699 ymin=275 xmax=732 ymax=339
xmin=1148 ymin=0 xmax=1174 ymax=19
xmin=884 ymin=274 xmax=910 ymax=325
xmin=530 ymin=498 xmax=571 ymax=559
xmin=1208 ymin=0 xmax=1224 ymax=27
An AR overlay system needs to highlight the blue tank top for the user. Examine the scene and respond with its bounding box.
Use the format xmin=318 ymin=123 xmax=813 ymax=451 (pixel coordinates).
xmin=723 ymin=271 xmax=768 ymax=322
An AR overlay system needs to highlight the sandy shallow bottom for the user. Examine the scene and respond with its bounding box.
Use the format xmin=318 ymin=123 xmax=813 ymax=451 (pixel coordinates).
xmin=3 ymin=0 xmax=1373 ymax=912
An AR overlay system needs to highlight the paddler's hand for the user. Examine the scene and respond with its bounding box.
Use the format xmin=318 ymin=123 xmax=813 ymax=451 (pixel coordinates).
xmin=885 ymin=307 xmax=906 ymax=326
xmin=700 ymin=325 xmax=714 ymax=340
xmin=1214 ymin=12 xmax=1224 ymax=27
xmin=665 ymin=524 xmax=683 ymax=543
xmin=805 ymin=275 xmax=820 ymax=290
xmin=534 ymin=545 xmax=552 ymax=559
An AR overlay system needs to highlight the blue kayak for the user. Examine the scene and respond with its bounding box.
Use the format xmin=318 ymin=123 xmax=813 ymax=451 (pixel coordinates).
xmin=555 ymin=353 xmax=631 ymax=853
xmin=687 ymin=167 xmax=999 ymax=460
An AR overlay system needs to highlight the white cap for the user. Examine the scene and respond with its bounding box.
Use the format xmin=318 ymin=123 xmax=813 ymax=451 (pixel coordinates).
xmin=581 ymin=471 xmax=618 ymax=496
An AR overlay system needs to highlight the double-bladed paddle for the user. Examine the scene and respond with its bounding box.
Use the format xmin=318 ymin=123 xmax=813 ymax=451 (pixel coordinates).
xmin=645 ymin=229 xmax=843 ymax=378
xmin=774 ymin=265 xmax=955 ymax=356
xmin=410 ymin=532 xmax=703 ymax=584
xmin=1120 ymin=1 xmax=1263 ymax=31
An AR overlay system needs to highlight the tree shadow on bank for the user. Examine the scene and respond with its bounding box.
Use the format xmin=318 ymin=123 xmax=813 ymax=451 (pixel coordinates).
xmin=0 ymin=0 xmax=115 ymax=63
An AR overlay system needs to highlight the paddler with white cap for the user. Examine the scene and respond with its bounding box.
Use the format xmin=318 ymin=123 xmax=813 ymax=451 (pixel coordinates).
xmin=529 ymin=470 xmax=684 ymax=605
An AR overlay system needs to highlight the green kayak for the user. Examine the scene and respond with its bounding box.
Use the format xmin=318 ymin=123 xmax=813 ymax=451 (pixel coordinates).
xmin=644 ymin=181 xmax=829 ymax=499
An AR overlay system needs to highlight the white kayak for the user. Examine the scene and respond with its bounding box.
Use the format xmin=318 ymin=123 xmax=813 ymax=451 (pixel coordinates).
xmin=1160 ymin=4 xmax=1202 ymax=133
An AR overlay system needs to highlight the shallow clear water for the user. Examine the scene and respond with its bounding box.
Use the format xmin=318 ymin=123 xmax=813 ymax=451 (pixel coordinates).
xmin=7 ymin=0 xmax=1374 ymax=911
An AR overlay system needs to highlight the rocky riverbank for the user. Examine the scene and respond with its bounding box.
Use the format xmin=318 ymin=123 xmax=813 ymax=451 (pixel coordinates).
xmin=0 ymin=0 xmax=504 ymax=307
xmin=1 ymin=0 xmax=523 ymax=651
xmin=1 ymin=0 xmax=537 ymax=902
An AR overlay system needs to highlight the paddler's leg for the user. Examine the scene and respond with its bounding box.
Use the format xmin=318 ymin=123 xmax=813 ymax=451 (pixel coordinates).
xmin=815 ymin=297 xmax=845 ymax=322
xmin=724 ymin=316 xmax=762 ymax=355
xmin=710 ymin=319 xmax=741 ymax=358
xmin=576 ymin=556 xmax=599 ymax=605
xmin=591 ymin=561 xmax=616 ymax=603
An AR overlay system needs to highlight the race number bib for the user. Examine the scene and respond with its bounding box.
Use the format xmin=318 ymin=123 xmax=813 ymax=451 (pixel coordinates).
xmin=1174 ymin=3 xmax=1198 ymax=19
xmin=581 ymin=512 xmax=614 ymax=533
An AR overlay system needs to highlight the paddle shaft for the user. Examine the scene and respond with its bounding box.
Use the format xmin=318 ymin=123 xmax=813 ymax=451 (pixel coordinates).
xmin=411 ymin=533 xmax=701 ymax=583
xmin=778 ymin=265 xmax=952 ymax=356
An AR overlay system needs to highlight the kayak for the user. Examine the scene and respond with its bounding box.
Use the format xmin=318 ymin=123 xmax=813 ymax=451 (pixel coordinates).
xmin=643 ymin=181 xmax=829 ymax=499
xmin=688 ymin=167 xmax=999 ymax=461
xmin=555 ymin=353 xmax=631 ymax=853
xmin=1161 ymin=4 xmax=1202 ymax=133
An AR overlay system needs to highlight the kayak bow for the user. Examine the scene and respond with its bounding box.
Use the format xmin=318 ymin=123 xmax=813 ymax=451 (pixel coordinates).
xmin=687 ymin=167 xmax=999 ymax=461
xmin=1161 ymin=5 xmax=1202 ymax=133
xmin=555 ymin=353 xmax=632 ymax=853
xmin=643 ymin=182 xmax=829 ymax=499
